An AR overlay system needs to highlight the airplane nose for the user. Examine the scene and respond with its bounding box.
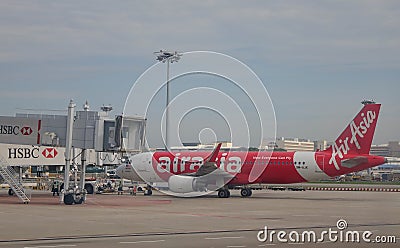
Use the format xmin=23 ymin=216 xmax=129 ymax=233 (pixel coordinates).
xmin=115 ymin=154 xmax=144 ymax=181
xmin=116 ymin=164 xmax=125 ymax=178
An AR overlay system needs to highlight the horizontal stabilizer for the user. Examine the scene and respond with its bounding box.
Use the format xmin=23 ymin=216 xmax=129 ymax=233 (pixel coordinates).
xmin=341 ymin=156 xmax=368 ymax=168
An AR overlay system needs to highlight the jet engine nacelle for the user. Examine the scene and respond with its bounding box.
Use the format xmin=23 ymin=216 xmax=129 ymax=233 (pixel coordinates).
xmin=168 ymin=175 xmax=206 ymax=193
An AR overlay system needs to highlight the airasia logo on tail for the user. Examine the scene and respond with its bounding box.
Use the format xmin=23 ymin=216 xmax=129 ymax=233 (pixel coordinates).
xmin=42 ymin=148 xmax=58 ymax=158
xmin=329 ymin=110 xmax=376 ymax=170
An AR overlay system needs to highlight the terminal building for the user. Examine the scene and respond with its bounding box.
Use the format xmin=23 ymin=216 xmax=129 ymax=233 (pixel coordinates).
xmin=170 ymin=141 xmax=234 ymax=151
xmin=370 ymin=141 xmax=400 ymax=158
xmin=274 ymin=137 xmax=315 ymax=152
xmin=261 ymin=137 xmax=325 ymax=152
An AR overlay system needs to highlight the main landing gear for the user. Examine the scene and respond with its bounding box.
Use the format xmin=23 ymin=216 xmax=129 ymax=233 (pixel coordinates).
xmin=218 ymin=189 xmax=230 ymax=198
xmin=217 ymin=187 xmax=253 ymax=198
xmin=240 ymin=188 xmax=252 ymax=197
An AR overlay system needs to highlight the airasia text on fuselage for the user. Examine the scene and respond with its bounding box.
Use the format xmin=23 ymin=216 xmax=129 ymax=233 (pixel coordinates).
xmin=155 ymin=152 xmax=243 ymax=174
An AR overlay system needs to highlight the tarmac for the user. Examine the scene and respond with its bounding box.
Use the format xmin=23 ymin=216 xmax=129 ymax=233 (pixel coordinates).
xmin=0 ymin=188 xmax=399 ymax=248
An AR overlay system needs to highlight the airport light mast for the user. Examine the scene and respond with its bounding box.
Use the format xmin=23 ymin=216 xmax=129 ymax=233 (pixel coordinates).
xmin=154 ymin=50 xmax=182 ymax=150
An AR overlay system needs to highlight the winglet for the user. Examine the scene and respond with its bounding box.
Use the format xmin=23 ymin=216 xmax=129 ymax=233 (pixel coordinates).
xmin=206 ymin=143 xmax=222 ymax=163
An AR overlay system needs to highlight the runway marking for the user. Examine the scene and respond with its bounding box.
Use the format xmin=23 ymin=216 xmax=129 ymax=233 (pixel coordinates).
xmin=258 ymin=244 xmax=276 ymax=246
xmin=292 ymin=214 xmax=319 ymax=217
xmin=119 ymin=240 xmax=165 ymax=244
xmin=227 ymin=246 xmax=246 ymax=248
xmin=24 ymin=245 xmax=77 ymax=248
xmin=205 ymin=236 xmax=243 ymax=240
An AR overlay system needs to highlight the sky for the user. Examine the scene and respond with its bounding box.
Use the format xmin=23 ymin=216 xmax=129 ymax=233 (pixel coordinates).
xmin=0 ymin=1 xmax=399 ymax=147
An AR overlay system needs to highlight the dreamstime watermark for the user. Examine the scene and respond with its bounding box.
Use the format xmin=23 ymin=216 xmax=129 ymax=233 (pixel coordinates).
xmin=257 ymin=219 xmax=397 ymax=244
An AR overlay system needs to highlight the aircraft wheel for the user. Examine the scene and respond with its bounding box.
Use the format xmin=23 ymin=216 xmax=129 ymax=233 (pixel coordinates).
xmin=218 ymin=189 xmax=230 ymax=198
xmin=84 ymin=183 xmax=94 ymax=194
xmin=74 ymin=197 xmax=84 ymax=204
xmin=64 ymin=193 xmax=74 ymax=205
xmin=8 ymin=188 xmax=14 ymax=196
xmin=241 ymin=188 xmax=252 ymax=197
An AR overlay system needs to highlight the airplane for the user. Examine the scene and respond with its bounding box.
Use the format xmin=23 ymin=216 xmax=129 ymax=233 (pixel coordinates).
xmin=116 ymin=101 xmax=386 ymax=198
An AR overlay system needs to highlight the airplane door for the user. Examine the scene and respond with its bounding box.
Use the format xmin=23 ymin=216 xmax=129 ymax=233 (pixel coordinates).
xmin=315 ymin=155 xmax=325 ymax=173
xmin=137 ymin=155 xmax=150 ymax=172
xmin=136 ymin=154 xmax=158 ymax=182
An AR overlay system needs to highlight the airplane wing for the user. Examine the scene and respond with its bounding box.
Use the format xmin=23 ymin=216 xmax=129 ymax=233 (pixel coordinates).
xmin=194 ymin=143 xmax=221 ymax=177
xmin=341 ymin=156 xmax=369 ymax=168
xmin=181 ymin=143 xmax=231 ymax=178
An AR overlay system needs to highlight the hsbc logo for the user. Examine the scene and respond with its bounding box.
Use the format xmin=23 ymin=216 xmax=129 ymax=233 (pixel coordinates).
xmin=0 ymin=125 xmax=33 ymax=135
xmin=21 ymin=126 xmax=33 ymax=135
xmin=42 ymin=148 xmax=58 ymax=158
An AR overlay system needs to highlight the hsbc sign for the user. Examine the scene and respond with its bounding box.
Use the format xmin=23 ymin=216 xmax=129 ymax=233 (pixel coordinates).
xmin=7 ymin=147 xmax=58 ymax=159
xmin=0 ymin=117 xmax=41 ymax=146
xmin=0 ymin=143 xmax=118 ymax=166
xmin=0 ymin=125 xmax=33 ymax=136
xmin=1 ymin=144 xmax=64 ymax=166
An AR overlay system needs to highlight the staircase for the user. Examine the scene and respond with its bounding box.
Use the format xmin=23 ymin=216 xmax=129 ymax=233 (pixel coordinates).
xmin=0 ymin=156 xmax=30 ymax=204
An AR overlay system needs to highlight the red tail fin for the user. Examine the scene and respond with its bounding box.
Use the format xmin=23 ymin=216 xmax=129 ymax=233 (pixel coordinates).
xmin=325 ymin=102 xmax=381 ymax=155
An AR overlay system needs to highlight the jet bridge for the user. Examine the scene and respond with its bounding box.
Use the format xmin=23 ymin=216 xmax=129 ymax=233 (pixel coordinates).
xmin=0 ymin=100 xmax=146 ymax=204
